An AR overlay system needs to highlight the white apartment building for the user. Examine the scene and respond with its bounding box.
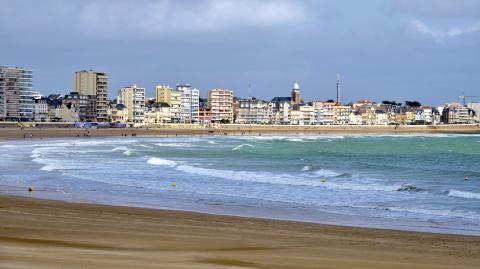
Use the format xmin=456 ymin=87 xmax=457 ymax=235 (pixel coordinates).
xmin=300 ymin=105 xmax=315 ymax=125
xmin=270 ymin=97 xmax=290 ymax=124
xmin=33 ymin=98 xmax=48 ymax=122
xmin=208 ymin=89 xmax=234 ymax=123
xmin=313 ymin=101 xmax=335 ymax=125
xmin=334 ymin=105 xmax=351 ymax=125
xmin=117 ymin=84 xmax=145 ymax=123
xmin=236 ymin=99 xmax=272 ymax=124
xmin=177 ymin=84 xmax=199 ymax=123
xmin=289 ymin=110 xmax=303 ymax=125
xmin=144 ymin=103 xmax=174 ymax=124
xmin=375 ymin=112 xmax=389 ymax=125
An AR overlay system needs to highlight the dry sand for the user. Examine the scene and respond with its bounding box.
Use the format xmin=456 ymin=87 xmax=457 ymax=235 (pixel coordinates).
xmin=0 ymin=124 xmax=480 ymax=141
xmin=0 ymin=195 xmax=479 ymax=269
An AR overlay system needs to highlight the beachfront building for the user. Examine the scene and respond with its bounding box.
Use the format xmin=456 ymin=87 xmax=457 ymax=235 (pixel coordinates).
xmin=155 ymin=85 xmax=173 ymax=103
xmin=0 ymin=66 xmax=34 ymax=121
xmin=441 ymin=103 xmax=475 ymax=124
xmin=177 ymin=84 xmax=199 ymax=124
xmin=117 ymin=84 xmax=145 ymax=123
xmin=199 ymin=108 xmax=211 ymax=124
xmin=348 ymin=113 xmax=362 ymax=125
xmin=334 ymin=105 xmax=351 ymax=125
xmin=375 ymin=111 xmax=389 ymax=125
xmin=413 ymin=107 xmax=434 ymax=125
xmin=110 ymin=104 xmax=128 ymax=122
xmin=236 ymin=98 xmax=272 ymax=124
xmin=312 ymin=101 xmax=335 ymax=125
xmin=73 ymin=70 xmax=109 ymax=122
xmin=33 ymin=97 xmax=48 ymax=122
xmin=155 ymin=85 xmax=182 ymax=123
xmin=44 ymin=95 xmax=63 ymax=122
xmin=289 ymin=110 xmax=302 ymax=125
xmin=208 ymin=89 xmax=234 ymax=123
xmin=467 ymin=102 xmax=480 ymax=123
xmin=300 ymin=105 xmax=315 ymax=125
xmin=144 ymin=100 xmax=174 ymax=124
xmin=63 ymin=92 xmax=96 ymax=122
xmin=271 ymin=97 xmax=291 ymax=124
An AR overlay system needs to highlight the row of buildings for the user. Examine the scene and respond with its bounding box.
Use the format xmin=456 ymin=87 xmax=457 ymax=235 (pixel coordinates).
xmin=1 ymin=66 xmax=479 ymax=125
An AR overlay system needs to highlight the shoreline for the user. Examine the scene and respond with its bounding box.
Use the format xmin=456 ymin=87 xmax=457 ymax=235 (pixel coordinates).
xmin=1 ymin=195 xmax=479 ymax=268
xmin=0 ymin=124 xmax=480 ymax=140
xmin=3 ymin=183 xmax=478 ymax=237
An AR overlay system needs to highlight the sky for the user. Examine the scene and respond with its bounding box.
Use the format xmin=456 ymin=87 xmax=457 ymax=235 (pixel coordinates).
xmin=1 ymin=0 xmax=479 ymax=105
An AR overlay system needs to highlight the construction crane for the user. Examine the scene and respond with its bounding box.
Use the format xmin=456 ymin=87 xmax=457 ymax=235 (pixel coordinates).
xmin=458 ymin=95 xmax=480 ymax=106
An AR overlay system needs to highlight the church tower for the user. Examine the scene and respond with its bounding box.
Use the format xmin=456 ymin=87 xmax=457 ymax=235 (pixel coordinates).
xmin=291 ymin=82 xmax=303 ymax=106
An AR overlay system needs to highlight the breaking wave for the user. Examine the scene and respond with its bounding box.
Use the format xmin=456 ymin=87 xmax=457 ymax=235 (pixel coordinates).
xmin=301 ymin=165 xmax=312 ymax=171
xmin=232 ymin=144 xmax=255 ymax=151
xmin=448 ymin=189 xmax=480 ymax=200
xmin=173 ymin=163 xmax=401 ymax=192
xmin=112 ymin=146 xmax=135 ymax=156
xmin=147 ymin=157 xmax=177 ymax=167
xmin=155 ymin=143 xmax=194 ymax=148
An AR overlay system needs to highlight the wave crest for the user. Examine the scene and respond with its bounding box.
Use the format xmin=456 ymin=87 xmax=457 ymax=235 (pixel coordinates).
xmin=147 ymin=157 xmax=177 ymax=167
xmin=448 ymin=189 xmax=480 ymax=200
xmin=232 ymin=144 xmax=255 ymax=151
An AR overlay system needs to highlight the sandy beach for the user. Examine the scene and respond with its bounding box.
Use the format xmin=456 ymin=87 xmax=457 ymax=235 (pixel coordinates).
xmin=0 ymin=124 xmax=479 ymax=140
xmin=0 ymin=195 xmax=479 ymax=269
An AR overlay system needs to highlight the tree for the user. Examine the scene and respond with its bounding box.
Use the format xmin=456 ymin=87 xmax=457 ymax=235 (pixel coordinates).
xmin=405 ymin=101 xmax=421 ymax=107
xmin=382 ymin=100 xmax=402 ymax=106
xmin=326 ymin=99 xmax=335 ymax=103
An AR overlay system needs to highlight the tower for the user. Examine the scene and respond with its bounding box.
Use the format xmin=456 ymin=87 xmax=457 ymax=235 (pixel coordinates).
xmin=291 ymin=82 xmax=301 ymax=106
xmin=336 ymin=73 xmax=341 ymax=104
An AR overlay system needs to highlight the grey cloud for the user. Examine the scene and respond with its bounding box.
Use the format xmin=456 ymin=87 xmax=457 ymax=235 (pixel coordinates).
xmin=412 ymin=19 xmax=480 ymax=40
xmin=78 ymin=0 xmax=306 ymax=36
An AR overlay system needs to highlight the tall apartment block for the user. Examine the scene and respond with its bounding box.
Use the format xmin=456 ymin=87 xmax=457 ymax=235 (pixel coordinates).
xmin=208 ymin=89 xmax=234 ymax=123
xmin=73 ymin=70 xmax=109 ymax=122
xmin=177 ymin=84 xmax=199 ymax=123
xmin=0 ymin=66 xmax=34 ymax=121
xmin=155 ymin=85 xmax=173 ymax=104
xmin=117 ymin=84 xmax=145 ymax=123
xmin=155 ymin=84 xmax=181 ymax=122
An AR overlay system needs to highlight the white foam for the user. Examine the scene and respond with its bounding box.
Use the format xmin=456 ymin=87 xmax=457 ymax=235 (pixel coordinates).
xmin=112 ymin=146 xmax=130 ymax=152
xmin=40 ymin=163 xmax=63 ymax=171
xmin=155 ymin=143 xmax=193 ymax=148
xmin=0 ymin=145 xmax=18 ymax=148
xmin=174 ymin=164 xmax=400 ymax=192
xmin=112 ymin=146 xmax=135 ymax=156
xmin=312 ymin=169 xmax=342 ymax=178
xmin=385 ymin=206 xmax=480 ymax=220
xmin=448 ymin=189 xmax=480 ymax=200
xmin=147 ymin=157 xmax=177 ymax=167
xmin=207 ymin=141 xmax=217 ymax=144
xmin=301 ymin=165 xmax=312 ymax=171
xmin=138 ymin=144 xmax=154 ymax=148
xmin=231 ymin=135 xmax=345 ymax=142
xmin=232 ymin=144 xmax=255 ymax=151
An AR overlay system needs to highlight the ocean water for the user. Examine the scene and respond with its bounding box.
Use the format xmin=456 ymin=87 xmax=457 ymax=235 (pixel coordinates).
xmin=1 ymin=134 xmax=480 ymax=235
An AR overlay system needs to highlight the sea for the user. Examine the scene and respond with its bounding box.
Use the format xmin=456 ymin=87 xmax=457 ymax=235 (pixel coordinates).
xmin=1 ymin=134 xmax=479 ymax=235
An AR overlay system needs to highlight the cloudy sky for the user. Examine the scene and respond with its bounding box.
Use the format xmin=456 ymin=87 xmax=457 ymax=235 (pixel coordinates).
xmin=1 ymin=0 xmax=479 ymax=104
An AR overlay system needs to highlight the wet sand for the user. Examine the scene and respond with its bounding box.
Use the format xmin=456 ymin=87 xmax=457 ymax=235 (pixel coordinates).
xmin=1 ymin=195 xmax=479 ymax=269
